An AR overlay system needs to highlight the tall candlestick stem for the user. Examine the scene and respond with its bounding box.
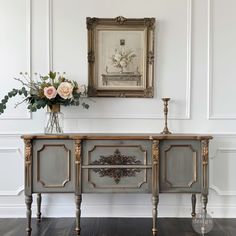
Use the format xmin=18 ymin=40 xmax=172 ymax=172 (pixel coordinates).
xmin=161 ymin=98 xmax=172 ymax=134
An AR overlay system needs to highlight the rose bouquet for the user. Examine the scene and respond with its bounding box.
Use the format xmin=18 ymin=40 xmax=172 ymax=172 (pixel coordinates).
xmin=0 ymin=71 xmax=89 ymax=133
xmin=111 ymin=47 xmax=136 ymax=72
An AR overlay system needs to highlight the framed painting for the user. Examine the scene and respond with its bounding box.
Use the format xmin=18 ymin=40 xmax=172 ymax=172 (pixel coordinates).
xmin=87 ymin=16 xmax=155 ymax=97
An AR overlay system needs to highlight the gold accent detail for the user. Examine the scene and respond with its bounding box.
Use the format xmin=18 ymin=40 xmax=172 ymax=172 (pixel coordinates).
xmin=75 ymin=140 xmax=82 ymax=189
xmin=24 ymin=139 xmax=32 ymax=188
xmin=201 ymin=139 xmax=209 ymax=190
xmin=144 ymin=18 xmax=156 ymax=30
xmin=37 ymin=144 xmax=71 ymax=188
xmin=160 ymin=98 xmax=172 ymax=134
xmin=86 ymin=17 xmax=99 ymax=30
xmin=144 ymin=87 xmax=154 ymax=98
xmin=164 ymin=145 xmax=197 ymax=188
xmin=86 ymin=145 xmax=148 ymax=189
xmin=152 ymin=140 xmax=159 ymax=196
xmin=87 ymin=51 xmax=95 ymax=63
xmin=115 ymin=16 xmax=127 ymax=24
xmin=148 ymin=51 xmax=155 ymax=65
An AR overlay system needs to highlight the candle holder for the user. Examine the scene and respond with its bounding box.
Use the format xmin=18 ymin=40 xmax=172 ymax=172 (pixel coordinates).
xmin=161 ymin=97 xmax=172 ymax=134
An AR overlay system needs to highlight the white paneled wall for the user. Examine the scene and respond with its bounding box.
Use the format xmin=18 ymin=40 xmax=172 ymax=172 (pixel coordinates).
xmin=0 ymin=0 xmax=236 ymax=218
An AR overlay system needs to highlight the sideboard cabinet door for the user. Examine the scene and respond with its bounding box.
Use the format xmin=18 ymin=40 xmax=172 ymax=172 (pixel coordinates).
xmin=160 ymin=140 xmax=201 ymax=193
xmin=32 ymin=140 xmax=75 ymax=193
xmin=82 ymin=140 xmax=152 ymax=193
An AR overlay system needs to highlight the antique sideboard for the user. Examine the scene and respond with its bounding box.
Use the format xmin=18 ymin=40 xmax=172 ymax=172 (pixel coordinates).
xmin=22 ymin=133 xmax=212 ymax=235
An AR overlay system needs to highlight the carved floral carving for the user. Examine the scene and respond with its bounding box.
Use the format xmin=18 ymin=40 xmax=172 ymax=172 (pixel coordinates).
xmin=91 ymin=149 xmax=141 ymax=184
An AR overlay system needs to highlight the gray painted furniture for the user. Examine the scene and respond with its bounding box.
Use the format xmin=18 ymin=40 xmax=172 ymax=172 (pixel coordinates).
xmin=22 ymin=134 xmax=212 ymax=235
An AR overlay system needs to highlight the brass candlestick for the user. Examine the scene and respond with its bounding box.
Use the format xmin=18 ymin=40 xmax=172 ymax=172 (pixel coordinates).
xmin=161 ymin=98 xmax=172 ymax=134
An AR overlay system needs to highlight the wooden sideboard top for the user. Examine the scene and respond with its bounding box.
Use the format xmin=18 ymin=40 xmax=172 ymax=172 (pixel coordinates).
xmin=21 ymin=133 xmax=213 ymax=140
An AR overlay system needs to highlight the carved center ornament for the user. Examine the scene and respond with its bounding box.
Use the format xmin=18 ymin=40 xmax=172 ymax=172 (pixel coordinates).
xmin=91 ymin=149 xmax=141 ymax=184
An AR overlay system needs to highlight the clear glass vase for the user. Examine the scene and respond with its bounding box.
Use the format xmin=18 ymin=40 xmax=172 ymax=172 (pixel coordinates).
xmin=44 ymin=105 xmax=64 ymax=134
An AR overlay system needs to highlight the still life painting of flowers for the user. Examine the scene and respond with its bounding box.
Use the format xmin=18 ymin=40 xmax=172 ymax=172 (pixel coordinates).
xmin=111 ymin=46 xmax=136 ymax=73
xmin=97 ymin=30 xmax=145 ymax=90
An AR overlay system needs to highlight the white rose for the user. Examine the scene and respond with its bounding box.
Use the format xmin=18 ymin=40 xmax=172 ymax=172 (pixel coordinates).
xmin=77 ymin=85 xmax=86 ymax=94
xmin=114 ymin=53 xmax=122 ymax=62
xmin=120 ymin=59 xmax=127 ymax=68
xmin=57 ymin=82 xmax=74 ymax=99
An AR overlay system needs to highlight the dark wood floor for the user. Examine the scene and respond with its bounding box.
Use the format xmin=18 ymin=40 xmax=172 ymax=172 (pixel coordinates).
xmin=0 ymin=218 xmax=235 ymax=236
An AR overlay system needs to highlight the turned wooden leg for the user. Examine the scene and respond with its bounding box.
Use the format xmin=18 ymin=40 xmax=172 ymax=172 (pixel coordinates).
xmin=152 ymin=195 xmax=159 ymax=236
xmin=202 ymin=194 xmax=208 ymax=216
xmin=25 ymin=195 xmax=33 ymax=235
xmin=191 ymin=194 xmax=196 ymax=217
xmin=75 ymin=195 xmax=82 ymax=235
xmin=37 ymin=193 xmax=42 ymax=222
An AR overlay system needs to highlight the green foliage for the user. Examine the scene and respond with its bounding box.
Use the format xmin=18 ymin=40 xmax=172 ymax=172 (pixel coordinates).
xmin=49 ymin=71 xmax=56 ymax=80
xmin=0 ymin=87 xmax=29 ymax=114
xmin=0 ymin=71 xmax=89 ymax=115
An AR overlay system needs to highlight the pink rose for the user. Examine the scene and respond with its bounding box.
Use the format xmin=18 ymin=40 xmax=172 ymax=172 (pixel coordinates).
xmin=43 ymin=86 xmax=57 ymax=99
xmin=57 ymin=82 xmax=74 ymax=99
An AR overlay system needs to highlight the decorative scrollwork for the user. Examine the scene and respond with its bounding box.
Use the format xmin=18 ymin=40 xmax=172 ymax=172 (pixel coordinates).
xmin=91 ymin=149 xmax=141 ymax=184
xmin=24 ymin=139 xmax=32 ymax=188
xmin=144 ymin=18 xmax=155 ymax=30
xmin=148 ymin=51 xmax=155 ymax=65
xmin=115 ymin=16 xmax=127 ymax=25
xmin=86 ymin=17 xmax=99 ymax=29
xmin=144 ymin=87 xmax=154 ymax=98
xmin=25 ymin=139 xmax=32 ymax=163
xmin=75 ymin=140 xmax=82 ymax=189
xmin=201 ymin=139 xmax=209 ymax=190
xmin=201 ymin=139 xmax=209 ymax=165
xmin=88 ymin=51 xmax=95 ymax=63
xmin=75 ymin=140 xmax=82 ymax=163
xmin=152 ymin=140 xmax=159 ymax=166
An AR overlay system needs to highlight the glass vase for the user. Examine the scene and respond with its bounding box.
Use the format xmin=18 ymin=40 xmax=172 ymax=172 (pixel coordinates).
xmin=44 ymin=105 xmax=64 ymax=134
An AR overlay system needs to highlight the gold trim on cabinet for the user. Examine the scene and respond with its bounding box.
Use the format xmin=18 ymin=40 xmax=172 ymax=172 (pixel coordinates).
xmin=36 ymin=144 xmax=71 ymax=188
xmin=164 ymin=145 xmax=198 ymax=188
xmin=152 ymin=140 xmax=159 ymax=196
xmin=25 ymin=139 xmax=32 ymax=188
xmin=201 ymin=140 xmax=209 ymax=191
xmin=75 ymin=140 xmax=82 ymax=189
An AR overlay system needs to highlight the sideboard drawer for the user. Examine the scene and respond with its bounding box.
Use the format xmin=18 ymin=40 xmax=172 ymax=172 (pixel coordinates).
xmin=160 ymin=140 xmax=202 ymax=193
xmin=32 ymin=140 xmax=75 ymax=193
xmin=82 ymin=140 xmax=152 ymax=193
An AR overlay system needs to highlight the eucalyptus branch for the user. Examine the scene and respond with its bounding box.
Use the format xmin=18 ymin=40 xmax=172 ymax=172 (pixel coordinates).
xmin=14 ymin=78 xmax=39 ymax=93
xmin=15 ymin=97 xmax=29 ymax=108
xmin=0 ymin=71 xmax=90 ymax=116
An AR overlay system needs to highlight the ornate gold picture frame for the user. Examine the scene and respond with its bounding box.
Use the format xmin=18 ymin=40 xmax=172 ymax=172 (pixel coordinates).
xmin=87 ymin=16 xmax=155 ymax=97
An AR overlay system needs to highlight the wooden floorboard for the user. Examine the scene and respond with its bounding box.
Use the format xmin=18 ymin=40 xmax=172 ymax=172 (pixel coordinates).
xmin=0 ymin=218 xmax=235 ymax=236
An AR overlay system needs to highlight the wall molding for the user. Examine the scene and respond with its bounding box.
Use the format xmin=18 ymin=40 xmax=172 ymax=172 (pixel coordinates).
xmin=49 ymin=0 xmax=192 ymax=120
xmin=210 ymin=147 xmax=236 ymax=196
xmin=207 ymin=0 xmax=236 ymax=120
xmin=0 ymin=147 xmax=24 ymax=196
xmin=0 ymin=0 xmax=32 ymax=120
xmin=0 ymin=186 xmax=24 ymax=196
xmin=48 ymin=0 xmax=53 ymax=72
